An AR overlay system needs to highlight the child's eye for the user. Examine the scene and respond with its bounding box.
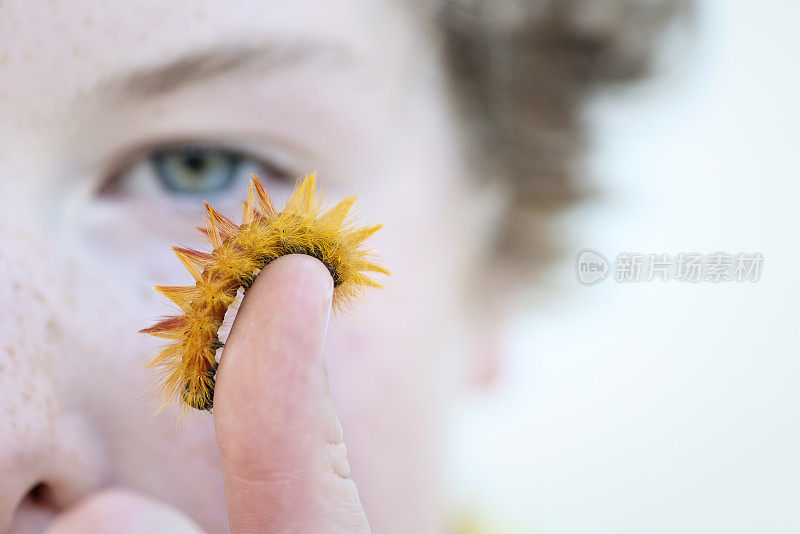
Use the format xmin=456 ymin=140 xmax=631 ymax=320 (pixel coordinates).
xmin=152 ymin=148 xmax=241 ymax=194
xmin=100 ymin=143 xmax=292 ymax=201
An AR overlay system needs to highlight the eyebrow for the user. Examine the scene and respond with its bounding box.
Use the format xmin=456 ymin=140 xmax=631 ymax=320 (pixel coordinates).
xmin=87 ymin=41 xmax=351 ymax=104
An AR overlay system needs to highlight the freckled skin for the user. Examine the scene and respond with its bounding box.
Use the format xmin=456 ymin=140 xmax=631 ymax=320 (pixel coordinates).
xmin=0 ymin=1 xmax=492 ymax=533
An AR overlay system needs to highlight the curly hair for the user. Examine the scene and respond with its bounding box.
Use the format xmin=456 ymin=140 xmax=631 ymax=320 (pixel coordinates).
xmin=433 ymin=0 xmax=690 ymax=289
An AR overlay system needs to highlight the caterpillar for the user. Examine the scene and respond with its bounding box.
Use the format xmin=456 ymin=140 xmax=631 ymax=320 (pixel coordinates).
xmin=140 ymin=173 xmax=389 ymax=413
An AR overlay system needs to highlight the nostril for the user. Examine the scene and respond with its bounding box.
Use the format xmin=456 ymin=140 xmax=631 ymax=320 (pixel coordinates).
xmin=7 ymin=482 xmax=59 ymax=532
xmin=25 ymin=482 xmax=53 ymax=507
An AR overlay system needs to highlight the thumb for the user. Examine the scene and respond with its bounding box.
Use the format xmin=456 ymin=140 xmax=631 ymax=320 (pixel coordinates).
xmin=213 ymin=254 xmax=370 ymax=533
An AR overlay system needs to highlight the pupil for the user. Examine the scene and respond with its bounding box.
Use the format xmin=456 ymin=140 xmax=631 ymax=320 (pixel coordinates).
xmin=182 ymin=152 xmax=207 ymax=174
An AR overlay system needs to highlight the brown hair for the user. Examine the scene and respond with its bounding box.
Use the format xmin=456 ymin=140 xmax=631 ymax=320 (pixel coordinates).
xmin=434 ymin=0 xmax=690 ymax=291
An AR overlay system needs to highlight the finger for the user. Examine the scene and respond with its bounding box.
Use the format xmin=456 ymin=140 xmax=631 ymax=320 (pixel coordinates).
xmin=44 ymin=488 xmax=205 ymax=534
xmin=214 ymin=254 xmax=369 ymax=533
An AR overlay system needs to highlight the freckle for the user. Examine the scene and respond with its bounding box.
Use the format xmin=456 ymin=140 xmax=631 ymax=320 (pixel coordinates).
xmin=0 ymin=364 xmax=4 ymax=372
xmin=72 ymin=44 xmax=82 ymax=56
xmin=195 ymin=10 xmax=206 ymax=21
xmin=22 ymin=392 xmax=31 ymax=403
xmin=0 ymin=53 xmax=8 ymax=65
xmin=83 ymin=15 xmax=92 ymax=27
xmin=33 ymin=289 xmax=45 ymax=303
xmin=45 ymin=316 xmax=58 ymax=332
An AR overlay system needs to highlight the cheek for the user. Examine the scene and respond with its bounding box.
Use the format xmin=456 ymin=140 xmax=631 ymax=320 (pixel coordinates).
xmin=63 ymin=240 xmax=229 ymax=531
xmin=322 ymin=285 xmax=461 ymax=528
xmin=319 ymin=100 xmax=470 ymax=439
xmin=0 ymin=196 xmax=228 ymax=532
xmin=318 ymin=168 xmax=469 ymax=522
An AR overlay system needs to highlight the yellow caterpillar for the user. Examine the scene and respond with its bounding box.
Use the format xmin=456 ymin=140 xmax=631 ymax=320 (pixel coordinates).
xmin=140 ymin=173 xmax=389 ymax=412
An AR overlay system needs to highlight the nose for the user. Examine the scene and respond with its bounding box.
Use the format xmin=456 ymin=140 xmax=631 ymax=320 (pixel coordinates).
xmin=0 ymin=207 xmax=110 ymax=532
xmin=0 ymin=406 xmax=109 ymax=533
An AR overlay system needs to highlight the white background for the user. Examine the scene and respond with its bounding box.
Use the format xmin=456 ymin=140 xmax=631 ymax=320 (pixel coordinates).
xmin=448 ymin=1 xmax=800 ymax=532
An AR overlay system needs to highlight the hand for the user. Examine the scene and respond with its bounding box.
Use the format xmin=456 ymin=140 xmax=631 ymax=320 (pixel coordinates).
xmin=46 ymin=254 xmax=370 ymax=533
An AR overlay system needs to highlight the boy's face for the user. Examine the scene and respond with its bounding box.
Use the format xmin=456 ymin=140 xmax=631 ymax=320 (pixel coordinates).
xmin=0 ymin=1 xmax=486 ymax=532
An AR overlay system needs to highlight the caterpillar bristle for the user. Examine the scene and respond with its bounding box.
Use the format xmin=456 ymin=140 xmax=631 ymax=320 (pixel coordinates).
xmin=344 ymin=224 xmax=383 ymax=248
xmin=140 ymin=173 xmax=389 ymax=414
xmin=251 ymin=174 xmax=277 ymax=217
xmin=140 ymin=315 xmax=188 ymax=337
xmin=155 ymin=285 xmax=199 ymax=312
xmin=172 ymin=248 xmax=204 ymax=282
xmin=172 ymin=247 xmax=214 ymax=268
xmin=320 ymin=196 xmax=356 ymax=224
xmin=205 ymin=212 xmax=224 ymax=249
xmin=203 ymin=201 xmax=239 ymax=239
xmin=242 ymin=182 xmax=257 ymax=225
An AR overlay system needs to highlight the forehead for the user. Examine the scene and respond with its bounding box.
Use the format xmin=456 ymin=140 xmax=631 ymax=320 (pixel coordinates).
xmin=0 ymin=0 xmax=411 ymax=106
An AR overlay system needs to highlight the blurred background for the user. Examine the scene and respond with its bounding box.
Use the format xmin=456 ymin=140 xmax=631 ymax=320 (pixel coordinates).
xmin=448 ymin=0 xmax=799 ymax=532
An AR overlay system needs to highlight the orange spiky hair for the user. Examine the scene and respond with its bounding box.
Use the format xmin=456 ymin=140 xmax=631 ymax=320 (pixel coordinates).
xmin=140 ymin=173 xmax=389 ymax=412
